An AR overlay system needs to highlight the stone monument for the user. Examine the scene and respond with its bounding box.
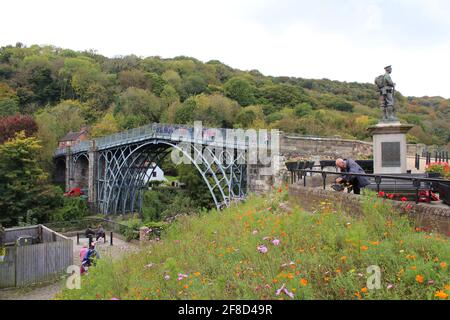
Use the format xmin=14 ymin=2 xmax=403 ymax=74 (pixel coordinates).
xmin=369 ymin=65 xmax=413 ymax=174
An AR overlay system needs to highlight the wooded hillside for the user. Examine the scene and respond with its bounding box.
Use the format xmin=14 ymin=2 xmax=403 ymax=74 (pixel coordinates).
xmin=1 ymin=43 xmax=448 ymax=167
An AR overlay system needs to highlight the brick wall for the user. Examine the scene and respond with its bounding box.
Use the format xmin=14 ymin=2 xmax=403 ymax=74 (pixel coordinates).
xmin=288 ymin=184 xmax=450 ymax=236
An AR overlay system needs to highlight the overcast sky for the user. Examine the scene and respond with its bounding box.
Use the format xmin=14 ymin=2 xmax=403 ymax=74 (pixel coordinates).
xmin=1 ymin=0 xmax=450 ymax=98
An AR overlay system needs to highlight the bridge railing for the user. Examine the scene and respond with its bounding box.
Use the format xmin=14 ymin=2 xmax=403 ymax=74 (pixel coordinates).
xmin=54 ymin=122 xmax=255 ymax=156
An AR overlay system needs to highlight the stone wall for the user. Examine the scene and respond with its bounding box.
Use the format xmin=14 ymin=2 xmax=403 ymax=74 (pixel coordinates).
xmin=288 ymin=184 xmax=450 ymax=236
xmin=280 ymin=133 xmax=373 ymax=160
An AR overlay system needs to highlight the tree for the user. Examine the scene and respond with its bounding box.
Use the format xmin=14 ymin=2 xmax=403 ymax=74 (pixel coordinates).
xmin=35 ymin=100 xmax=86 ymax=165
xmin=0 ymin=131 xmax=62 ymax=226
xmin=193 ymin=94 xmax=240 ymax=128
xmin=260 ymin=84 xmax=306 ymax=109
xmin=223 ymin=77 xmax=256 ymax=107
xmin=0 ymin=114 xmax=38 ymax=143
xmin=236 ymin=105 xmax=265 ymax=128
xmin=162 ymin=70 xmax=183 ymax=96
xmin=182 ymin=73 xmax=207 ymax=98
xmin=114 ymin=87 xmax=162 ymax=129
xmin=20 ymin=55 xmax=60 ymax=106
xmin=90 ymin=113 xmax=119 ymax=138
xmin=0 ymin=83 xmax=19 ymax=116
xmin=118 ymin=69 xmax=149 ymax=90
xmin=146 ymin=72 xmax=166 ymax=96
xmin=294 ymin=103 xmax=313 ymax=117
xmin=60 ymin=57 xmax=105 ymax=101
xmin=160 ymin=84 xmax=180 ymax=109
xmin=174 ymin=98 xmax=196 ymax=124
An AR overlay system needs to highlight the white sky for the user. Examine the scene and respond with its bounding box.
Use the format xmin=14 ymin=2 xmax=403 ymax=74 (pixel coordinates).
xmin=1 ymin=0 xmax=450 ymax=98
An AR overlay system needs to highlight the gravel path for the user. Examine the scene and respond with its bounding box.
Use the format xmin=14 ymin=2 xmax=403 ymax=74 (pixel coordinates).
xmin=0 ymin=233 xmax=137 ymax=300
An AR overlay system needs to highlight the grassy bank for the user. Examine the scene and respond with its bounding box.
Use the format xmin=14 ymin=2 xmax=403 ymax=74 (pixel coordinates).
xmin=59 ymin=187 xmax=449 ymax=300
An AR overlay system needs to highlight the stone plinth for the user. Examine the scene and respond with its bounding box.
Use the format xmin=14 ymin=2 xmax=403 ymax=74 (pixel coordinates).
xmin=368 ymin=122 xmax=413 ymax=174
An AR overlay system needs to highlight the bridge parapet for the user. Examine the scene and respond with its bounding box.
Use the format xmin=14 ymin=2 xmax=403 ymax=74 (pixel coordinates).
xmin=54 ymin=122 xmax=250 ymax=157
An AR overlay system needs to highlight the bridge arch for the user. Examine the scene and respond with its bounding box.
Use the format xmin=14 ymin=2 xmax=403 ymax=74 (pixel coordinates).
xmin=97 ymin=139 xmax=247 ymax=215
xmin=73 ymin=153 xmax=89 ymax=190
xmin=54 ymin=157 xmax=66 ymax=186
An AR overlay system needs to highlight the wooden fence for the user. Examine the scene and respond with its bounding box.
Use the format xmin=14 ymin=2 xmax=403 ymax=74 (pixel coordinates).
xmin=0 ymin=225 xmax=73 ymax=288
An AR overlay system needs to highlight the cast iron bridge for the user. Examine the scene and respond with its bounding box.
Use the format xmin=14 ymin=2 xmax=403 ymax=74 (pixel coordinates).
xmin=54 ymin=123 xmax=250 ymax=215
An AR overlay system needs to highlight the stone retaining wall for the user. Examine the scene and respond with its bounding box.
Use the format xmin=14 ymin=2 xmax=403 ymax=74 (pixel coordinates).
xmin=288 ymin=184 xmax=450 ymax=236
xmin=280 ymin=134 xmax=373 ymax=160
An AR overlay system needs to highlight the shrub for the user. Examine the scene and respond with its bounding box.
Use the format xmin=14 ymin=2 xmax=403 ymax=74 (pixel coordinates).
xmin=53 ymin=197 xmax=89 ymax=222
xmin=121 ymin=220 xmax=141 ymax=241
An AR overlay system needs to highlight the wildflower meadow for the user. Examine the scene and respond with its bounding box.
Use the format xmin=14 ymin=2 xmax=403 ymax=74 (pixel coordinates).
xmin=59 ymin=187 xmax=449 ymax=300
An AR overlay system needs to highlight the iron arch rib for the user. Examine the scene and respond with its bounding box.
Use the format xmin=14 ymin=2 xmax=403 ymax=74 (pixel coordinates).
xmin=96 ymin=138 xmax=247 ymax=215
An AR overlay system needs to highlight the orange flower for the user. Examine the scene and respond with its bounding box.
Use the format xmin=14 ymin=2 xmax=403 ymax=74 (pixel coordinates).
xmin=434 ymin=291 xmax=448 ymax=299
xmin=440 ymin=262 xmax=447 ymax=269
xmin=193 ymin=272 xmax=201 ymax=277
xmin=370 ymin=241 xmax=380 ymax=245
xmin=444 ymin=285 xmax=450 ymax=291
xmin=336 ymin=268 xmax=342 ymax=274
xmin=415 ymin=275 xmax=424 ymax=283
xmin=288 ymin=273 xmax=294 ymax=279
xmin=361 ymin=245 xmax=369 ymax=251
xmin=300 ymin=278 xmax=308 ymax=286
xmin=410 ymin=266 xmax=417 ymax=270
xmin=355 ymin=291 xmax=362 ymax=300
xmin=361 ymin=287 xmax=368 ymax=293
xmin=340 ymin=256 xmax=347 ymax=263
xmin=183 ymin=284 xmax=189 ymax=289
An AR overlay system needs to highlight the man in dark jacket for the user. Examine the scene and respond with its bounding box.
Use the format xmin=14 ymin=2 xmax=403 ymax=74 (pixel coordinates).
xmin=335 ymin=158 xmax=370 ymax=194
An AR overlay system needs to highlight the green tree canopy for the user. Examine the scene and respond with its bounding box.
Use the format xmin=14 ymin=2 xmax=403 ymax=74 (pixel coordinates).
xmin=0 ymin=131 xmax=62 ymax=226
xmin=223 ymin=77 xmax=256 ymax=107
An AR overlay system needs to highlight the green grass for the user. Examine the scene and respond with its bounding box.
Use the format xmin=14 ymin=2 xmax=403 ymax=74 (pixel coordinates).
xmin=58 ymin=187 xmax=449 ymax=300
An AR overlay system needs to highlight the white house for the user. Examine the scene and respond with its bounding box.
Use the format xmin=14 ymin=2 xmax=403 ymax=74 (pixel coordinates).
xmin=143 ymin=162 xmax=167 ymax=184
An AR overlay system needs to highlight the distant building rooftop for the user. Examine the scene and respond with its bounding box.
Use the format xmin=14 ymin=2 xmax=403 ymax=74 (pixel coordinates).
xmin=59 ymin=127 xmax=89 ymax=142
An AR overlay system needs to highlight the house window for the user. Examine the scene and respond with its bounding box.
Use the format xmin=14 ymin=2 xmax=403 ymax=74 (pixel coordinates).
xmin=152 ymin=171 xmax=157 ymax=177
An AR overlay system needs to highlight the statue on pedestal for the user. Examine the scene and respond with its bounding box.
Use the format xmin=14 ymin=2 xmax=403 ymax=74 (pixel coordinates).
xmin=375 ymin=65 xmax=398 ymax=122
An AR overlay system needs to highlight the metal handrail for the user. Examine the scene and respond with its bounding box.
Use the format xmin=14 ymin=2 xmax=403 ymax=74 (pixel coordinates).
xmin=54 ymin=122 xmax=255 ymax=156
xmin=293 ymin=169 xmax=449 ymax=204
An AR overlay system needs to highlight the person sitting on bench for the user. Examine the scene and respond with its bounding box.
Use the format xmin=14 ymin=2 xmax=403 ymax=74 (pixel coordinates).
xmin=335 ymin=158 xmax=370 ymax=195
xmin=95 ymin=225 xmax=105 ymax=242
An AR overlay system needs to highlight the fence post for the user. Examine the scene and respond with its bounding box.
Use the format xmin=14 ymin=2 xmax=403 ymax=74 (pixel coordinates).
xmin=76 ymin=233 xmax=79 ymax=245
xmin=110 ymin=232 xmax=113 ymax=246
xmin=322 ymin=172 xmax=327 ymax=190
xmin=413 ymin=179 xmax=420 ymax=204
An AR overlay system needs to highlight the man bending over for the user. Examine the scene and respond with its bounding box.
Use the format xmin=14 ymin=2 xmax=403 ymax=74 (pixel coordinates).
xmin=335 ymin=158 xmax=370 ymax=194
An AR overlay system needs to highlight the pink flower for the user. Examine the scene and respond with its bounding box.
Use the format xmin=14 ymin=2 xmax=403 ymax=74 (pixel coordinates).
xmin=164 ymin=275 xmax=170 ymax=280
xmin=272 ymin=239 xmax=280 ymax=246
xmin=177 ymin=273 xmax=188 ymax=281
xmin=252 ymin=230 xmax=258 ymax=235
xmin=257 ymin=245 xmax=268 ymax=254
xmin=275 ymin=284 xmax=295 ymax=299
xmin=110 ymin=297 xmax=119 ymax=300
xmin=387 ymin=284 xmax=394 ymax=290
